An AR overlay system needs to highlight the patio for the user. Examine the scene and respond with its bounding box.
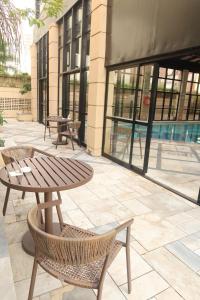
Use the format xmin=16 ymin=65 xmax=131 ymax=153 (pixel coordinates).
xmin=1 ymin=120 xmax=200 ymax=300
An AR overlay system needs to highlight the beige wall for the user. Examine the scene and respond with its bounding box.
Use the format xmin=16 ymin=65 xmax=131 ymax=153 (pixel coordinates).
xmin=87 ymin=0 xmax=108 ymax=156
xmin=48 ymin=23 xmax=59 ymax=115
xmin=0 ymin=87 xmax=31 ymax=118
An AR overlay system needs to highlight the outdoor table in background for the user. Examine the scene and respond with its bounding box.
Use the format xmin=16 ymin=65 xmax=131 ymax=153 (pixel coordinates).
xmin=0 ymin=156 xmax=93 ymax=255
xmin=45 ymin=115 xmax=71 ymax=145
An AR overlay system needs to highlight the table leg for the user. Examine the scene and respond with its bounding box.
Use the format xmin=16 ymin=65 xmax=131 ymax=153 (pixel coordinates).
xmin=52 ymin=121 xmax=68 ymax=145
xmin=22 ymin=191 xmax=61 ymax=256
xmin=44 ymin=191 xmax=53 ymax=233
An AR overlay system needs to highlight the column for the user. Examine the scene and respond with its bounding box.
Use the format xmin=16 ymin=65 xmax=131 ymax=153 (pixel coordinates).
xmin=30 ymin=44 xmax=37 ymax=121
xmin=48 ymin=23 xmax=59 ymax=115
xmin=87 ymin=0 xmax=108 ymax=156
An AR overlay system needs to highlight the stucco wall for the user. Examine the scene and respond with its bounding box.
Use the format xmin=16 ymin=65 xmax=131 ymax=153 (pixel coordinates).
xmin=0 ymin=87 xmax=31 ymax=118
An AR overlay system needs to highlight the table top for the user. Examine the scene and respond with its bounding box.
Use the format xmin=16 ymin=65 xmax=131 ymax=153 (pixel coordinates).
xmin=0 ymin=157 xmax=93 ymax=193
xmin=46 ymin=116 xmax=70 ymax=123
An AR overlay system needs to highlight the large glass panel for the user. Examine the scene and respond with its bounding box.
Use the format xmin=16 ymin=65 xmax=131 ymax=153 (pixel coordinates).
xmin=104 ymin=120 xmax=132 ymax=163
xmin=69 ymin=74 xmax=74 ymax=114
xmin=37 ymin=34 xmax=48 ymax=123
xmin=148 ymin=121 xmax=200 ymax=201
xmin=136 ymin=65 xmax=154 ymax=122
xmin=74 ymin=73 xmax=80 ymax=119
xmin=59 ymin=48 xmax=63 ymax=73
xmin=131 ymin=124 xmax=147 ymax=169
xmin=58 ymin=75 xmax=63 ymax=116
xmin=106 ymin=67 xmax=138 ymax=119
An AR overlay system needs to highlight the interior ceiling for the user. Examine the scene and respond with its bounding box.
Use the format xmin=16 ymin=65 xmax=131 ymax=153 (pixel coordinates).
xmin=159 ymin=49 xmax=200 ymax=73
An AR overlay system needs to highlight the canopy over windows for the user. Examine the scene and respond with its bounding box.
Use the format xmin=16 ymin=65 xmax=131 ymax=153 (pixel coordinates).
xmin=106 ymin=0 xmax=200 ymax=67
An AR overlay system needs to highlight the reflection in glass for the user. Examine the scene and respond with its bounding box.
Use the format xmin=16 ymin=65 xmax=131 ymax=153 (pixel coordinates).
xmin=106 ymin=67 xmax=138 ymax=120
xmin=132 ymin=125 xmax=147 ymax=169
xmin=74 ymin=73 xmax=80 ymax=115
xmin=104 ymin=120 xmax=132 ymax=163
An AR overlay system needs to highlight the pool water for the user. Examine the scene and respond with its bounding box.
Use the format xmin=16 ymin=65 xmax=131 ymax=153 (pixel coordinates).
xmin=151 ymin=122 xmax=200 ymax=143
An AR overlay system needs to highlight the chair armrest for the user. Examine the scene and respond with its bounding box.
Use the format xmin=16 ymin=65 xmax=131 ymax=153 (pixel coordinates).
xmin=115 ymin=219 xmax=133 ymax=234
xmin=32 ymin=148 xmax=54 ymax=157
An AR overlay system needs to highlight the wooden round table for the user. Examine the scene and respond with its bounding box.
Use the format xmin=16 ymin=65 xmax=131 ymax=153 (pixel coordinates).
xmin=0 ymin=156 xmax=93 ymax=255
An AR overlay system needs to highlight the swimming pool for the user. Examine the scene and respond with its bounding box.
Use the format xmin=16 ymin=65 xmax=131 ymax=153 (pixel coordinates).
xmin=150 ymin=122 xmax=200 ymax=143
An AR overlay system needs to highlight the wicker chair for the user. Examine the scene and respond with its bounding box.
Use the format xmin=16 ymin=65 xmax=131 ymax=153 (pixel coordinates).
xmin=27 ymin=201 xmax=133 ymax=300
xmin=56 ymin=121 xmax=81 ymax=150
xmin=1 ymin=146 xmax=61 ymax=217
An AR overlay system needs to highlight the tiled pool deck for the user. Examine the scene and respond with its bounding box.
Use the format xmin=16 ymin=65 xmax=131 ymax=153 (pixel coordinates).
xmin=1 ymin=120 xmax=200 ymax=299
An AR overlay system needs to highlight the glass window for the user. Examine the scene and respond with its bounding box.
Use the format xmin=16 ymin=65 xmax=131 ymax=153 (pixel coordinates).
xmin=104 ymin=120 xmax=132 ymax=164
xmin=132 ymin=125 xmax=147 ymax=169
xmin=37 ymin=34 xmax=48 ymax=123
xmin=59 ymin=0 xmax=91 ymax=144
xmin=106 ymin=68 xmax=138 ymax=120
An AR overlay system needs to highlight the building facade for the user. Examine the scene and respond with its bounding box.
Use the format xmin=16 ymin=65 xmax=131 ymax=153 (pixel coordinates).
xmin=31 ymin=0 xmax=200 ymax=202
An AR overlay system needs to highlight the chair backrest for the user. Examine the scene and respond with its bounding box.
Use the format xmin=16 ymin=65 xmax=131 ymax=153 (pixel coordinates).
xmin=68 ymin=121 xmax=81 ymax=131
xmin=1 ymin=146 xmax=34 ymax=165
xmin=28 ymin=205 xmax=117 ymax=266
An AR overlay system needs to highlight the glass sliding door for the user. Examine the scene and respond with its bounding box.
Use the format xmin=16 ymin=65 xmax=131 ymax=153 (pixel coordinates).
xmin=104 ymin=67 xmax=138 ymax=166
xmin=131 ymin=64 xmax=157 ymax=173
xmin=103 ymin=63 xmax=158 ymax=174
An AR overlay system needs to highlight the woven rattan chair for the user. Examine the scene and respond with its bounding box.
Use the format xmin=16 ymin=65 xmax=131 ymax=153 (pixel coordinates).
xmin=27 ymin=201 xmax=133 ymax=300
xmin=56 ymin=121 xmax=81 ymax=150
xmin=1 ymin=146 xmax=61 ymax=217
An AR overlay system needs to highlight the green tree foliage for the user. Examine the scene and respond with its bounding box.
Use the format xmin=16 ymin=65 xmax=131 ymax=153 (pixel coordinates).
xmin=0 ymin=41 xmax=17 ymax=74
xmin=0 ymin=0 xmax=64 ymax=59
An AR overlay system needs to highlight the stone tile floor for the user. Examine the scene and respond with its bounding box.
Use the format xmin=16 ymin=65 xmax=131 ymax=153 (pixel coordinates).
xmin=148 ymin=139 xmax=200 ymax=201
xmin=0 ymin=120 xmax=200 ymax=299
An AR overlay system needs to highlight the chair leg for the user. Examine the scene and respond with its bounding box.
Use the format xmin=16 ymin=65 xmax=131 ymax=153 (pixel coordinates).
xmin=97 ymin=255 xmax=110 ymax=300
xmin=57 ymin=191 xmax=61 ymax=201
xmin=56 ymin=134 xmax=59 ymax=149
xmin=3 ymin=187 xmax=10 ymax=216
xmin=71 ymin=136 xmax=74 ymax=150
xmin=28 ymin=258 xmax=38 ymax=300
xmin=48 ymin=127 xmax=51 ymax=137
xmin=35 ymin=193 xmax=44 ymax=224
xmin=126 ymin=226 xmax=132 ymax=294
xmin=44 ymin=125 xmax=46 ymax=141
xmin=22 ymin=191 xmax=25 ymax=199
xmin=97 ymin=287 xmax=103 ymax=300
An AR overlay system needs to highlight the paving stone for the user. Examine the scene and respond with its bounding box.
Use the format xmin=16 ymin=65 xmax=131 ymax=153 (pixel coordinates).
xmin=166 ymin=241 xmax=200 ymax=272
xmin=155 ymin=287 xmax=183 ymax=300
xmin=133 ymin=213 xmax=186 ymax=251
xmin=62 ymin=287 xmax=95 ymax=300
xmin=120 ymin=271 xmax=169 ymax=300
xmin=109 ymin=248 xmax=152 ymax=285
xmin=15 ymin=272 xmax=62 ymax=300
xmin=0 ymin=256 xmax=17 ymax=300
xmin=181 ymin=231 xmax=200 ymax=251
xmin=5 ymin=220 xmax=28 ymax=245
xmin=177 ymin=219 xmax=200 ymax=235
xmin=144 ymin=247 xmax=200 ymax=300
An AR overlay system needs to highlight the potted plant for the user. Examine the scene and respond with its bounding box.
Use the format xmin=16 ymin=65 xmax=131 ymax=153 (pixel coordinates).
xmin=0 ymin=138 xmax=5 ymax=147
xmin=0 ymin=112 xmax=7 ymax=148
xmin=0 ymin=111 xmax=7 ymax=127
